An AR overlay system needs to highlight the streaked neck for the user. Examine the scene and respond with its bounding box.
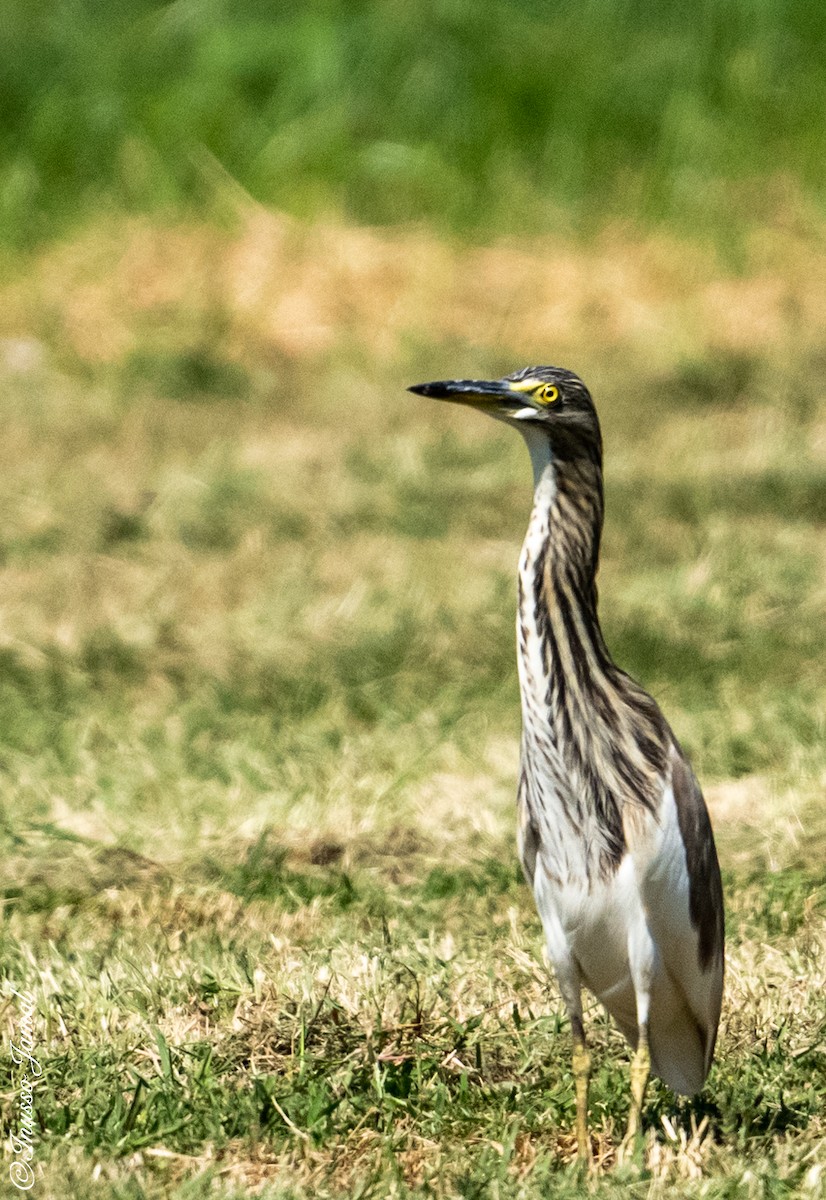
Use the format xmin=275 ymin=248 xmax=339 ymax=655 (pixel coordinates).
xmin=516 ymin=423 xmax=669 ymax=870
xmin=519 ymin=424 xmax=604 ymax=608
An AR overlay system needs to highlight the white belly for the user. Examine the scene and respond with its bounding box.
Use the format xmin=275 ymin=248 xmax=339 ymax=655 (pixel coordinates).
xmin=530 ymin=781 xmax=717 ymax=1095
xmin=535 ymin=854 xmax=643 ymax=1037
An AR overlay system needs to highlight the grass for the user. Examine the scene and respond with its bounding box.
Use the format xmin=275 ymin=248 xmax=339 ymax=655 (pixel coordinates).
xmin=0 ymin=211 xmax=824 ymax=1196
xmin=3 ymin=1 xmax=826 ymax=249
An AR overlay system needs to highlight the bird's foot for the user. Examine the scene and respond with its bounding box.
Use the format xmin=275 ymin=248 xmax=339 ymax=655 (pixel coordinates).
xmin=615 ymin=1130 xmax=644 ymax=1168
xmin=572 ymin=1041 xmax=592 ymax=1165
xmin=616 ymin=1038 xmax=650 ymax=1166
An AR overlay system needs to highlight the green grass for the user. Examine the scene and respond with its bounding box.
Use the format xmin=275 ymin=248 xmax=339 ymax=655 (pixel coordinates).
xmin=2 ymin=842 xmax=825 ymax=1197
xmin=0 ymin=220 xmax=824 ymax=1197
xmin=3 ymin=0 xmax=826 ymax=248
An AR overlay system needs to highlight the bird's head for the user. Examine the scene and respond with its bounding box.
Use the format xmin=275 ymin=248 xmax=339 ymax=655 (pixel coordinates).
xmin=408 ymin=366 xmax=601 ymax=460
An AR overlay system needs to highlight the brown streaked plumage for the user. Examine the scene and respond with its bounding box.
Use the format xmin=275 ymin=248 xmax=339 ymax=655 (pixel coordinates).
xmin=409 ymin=365 xmax=724 ymax=1160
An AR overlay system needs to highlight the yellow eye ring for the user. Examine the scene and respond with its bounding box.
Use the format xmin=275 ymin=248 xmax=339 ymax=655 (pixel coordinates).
xmin=537 ymin=384 xmax=559 ymax=404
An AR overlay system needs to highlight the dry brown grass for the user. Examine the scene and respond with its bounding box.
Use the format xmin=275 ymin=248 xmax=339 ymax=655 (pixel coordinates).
xmin=0 ymin=210 xmax=824 ymax=1198
xmin=6 ymin=205 xmax=826 ymax=377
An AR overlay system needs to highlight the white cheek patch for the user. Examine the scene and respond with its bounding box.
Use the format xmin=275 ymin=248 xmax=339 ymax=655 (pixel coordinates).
xmin=512 ymin=406 xmax=539 ymax=420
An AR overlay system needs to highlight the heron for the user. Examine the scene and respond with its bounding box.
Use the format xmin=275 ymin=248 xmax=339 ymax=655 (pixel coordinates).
xmin=408 ymin=366 xmax=724 ymax=1160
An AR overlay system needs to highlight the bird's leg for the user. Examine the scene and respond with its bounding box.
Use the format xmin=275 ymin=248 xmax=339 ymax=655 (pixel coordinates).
xmin=619 ymin=923 xmax=655 ymax=1162
xmin=624 ymin=1021 xmax=650 ymax=1146
xmin=542 ymin=905 xmax=590 ymax=1161
xmin=571 ymin=1014 xmax=591 ymax=1162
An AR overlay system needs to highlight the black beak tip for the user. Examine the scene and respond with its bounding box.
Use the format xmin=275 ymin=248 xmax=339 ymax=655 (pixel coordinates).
xmin=407 ymin=378 xmax=507 ymax=402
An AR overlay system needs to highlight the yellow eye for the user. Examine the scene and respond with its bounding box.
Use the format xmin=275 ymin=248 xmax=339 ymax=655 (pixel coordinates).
xmin=537 ymin=384 xmax=559 ymax=405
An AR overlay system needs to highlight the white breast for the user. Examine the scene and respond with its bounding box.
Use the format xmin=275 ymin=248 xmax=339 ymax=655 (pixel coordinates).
xmin=516 ymin=466 xmax=556 ymax=724
xmin=533 ymin=772 xmax=719 ymax=1095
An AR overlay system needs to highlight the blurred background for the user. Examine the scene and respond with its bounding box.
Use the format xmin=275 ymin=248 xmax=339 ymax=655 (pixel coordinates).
xmin=1 ymin=4 xmax=825 ymax=1191
xmin=3 ymin=0 xmax=826 ymax=246
xmin=1 ymin=0 xmax=822 ymax=837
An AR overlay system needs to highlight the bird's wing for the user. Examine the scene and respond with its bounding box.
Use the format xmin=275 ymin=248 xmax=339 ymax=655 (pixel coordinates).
xmin=669 ymin=746 xmax=725 ymax=973
xmin=516 ymin=765 xmax=539 ymax=887
xmin=641 ymin=745 xmax=724 ymax=1087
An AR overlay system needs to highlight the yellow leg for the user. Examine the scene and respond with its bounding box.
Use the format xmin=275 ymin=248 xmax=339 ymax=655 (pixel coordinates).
xmin=571 ymin=1029 xmax=591 ymax=1162
xmin=624 ymin=1024 xmax=650 ymax=1146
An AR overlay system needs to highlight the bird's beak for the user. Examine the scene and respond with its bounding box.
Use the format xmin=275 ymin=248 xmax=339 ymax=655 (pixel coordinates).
xmin=408 ymin=378 xmax=534 ymax=417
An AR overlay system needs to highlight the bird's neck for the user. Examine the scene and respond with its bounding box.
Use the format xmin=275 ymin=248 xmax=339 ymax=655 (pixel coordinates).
xmin=516 ymin=424 xmax=620 ymax=752
xmin=519 ymin=425 xmax=604 ymax=618
xmin=516 ymin=425 xmax=671 ymax=872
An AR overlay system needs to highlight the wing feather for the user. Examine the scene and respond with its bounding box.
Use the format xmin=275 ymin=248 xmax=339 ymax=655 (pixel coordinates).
xmin=643 ymin=746 xmax=724 ymax=1088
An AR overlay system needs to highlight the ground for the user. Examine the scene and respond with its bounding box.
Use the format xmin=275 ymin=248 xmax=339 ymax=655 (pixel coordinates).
xmin=0 ymin=210 xmax=824 ymax=1198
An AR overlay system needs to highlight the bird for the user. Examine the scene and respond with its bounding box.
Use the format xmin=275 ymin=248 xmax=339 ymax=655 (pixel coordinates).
xmin=407 ymin=366 xmax=724 ymax=1160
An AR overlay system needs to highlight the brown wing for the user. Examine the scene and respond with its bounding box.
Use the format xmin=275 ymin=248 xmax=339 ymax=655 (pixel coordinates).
xmin=639 ymin=746 xmax=725 ymax=1090
xmin=670 ymin=747 xmax=725 ymax=974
